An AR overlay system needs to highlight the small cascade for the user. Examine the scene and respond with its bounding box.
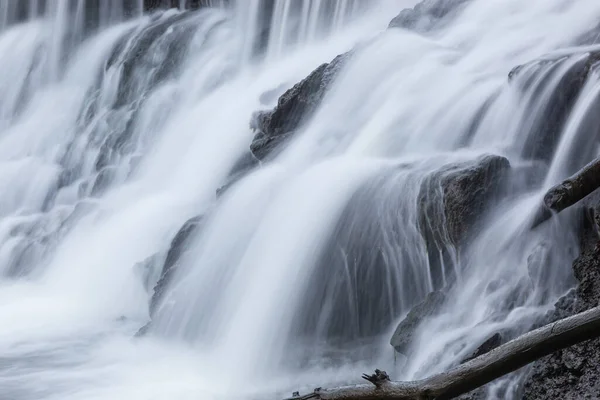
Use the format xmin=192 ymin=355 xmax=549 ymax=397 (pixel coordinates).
xmin=0 ymin=1 xmax=599 ymax=400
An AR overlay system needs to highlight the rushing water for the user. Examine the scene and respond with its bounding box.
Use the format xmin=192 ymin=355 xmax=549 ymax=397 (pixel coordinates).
xmin=1 ymin=1 xmax=600 ymax=399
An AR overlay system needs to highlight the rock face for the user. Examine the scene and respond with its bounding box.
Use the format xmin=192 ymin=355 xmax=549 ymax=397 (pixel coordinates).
xmin=249 ymin=52 xmax=349 ymax=160
xmin=509 ymin=51 xmax=600 ymax=164
xmin=143 ymin=0 xmax=223 ymax=11
xmin=522 ymin=207 xmax=600 ymax=399
xmin=438 ymin=155 xmax=510 ymax=246
xmin=148 ymin=215 xmax=203 ymax=317
xmin=391 ymin=290 xmax=446 ymax=355
xmin=419 ymin=155 xmax=510 ymax=288
xmin=392 ymin=155 xmax=509 ymax=355
xmin=420 ymin=155 xmax=510 ymax=248
xmin=137 ymin=215 xmax=203 ymax=336
xmin=461 ymin=333 xmax=503 ymax=364
xmin=388 ymin=0 xmax=471 ymax=32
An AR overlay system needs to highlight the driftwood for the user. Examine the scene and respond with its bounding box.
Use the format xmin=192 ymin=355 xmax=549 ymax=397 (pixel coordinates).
xmin=284 ymin=305 xmax=600 ymax=400
xmin=531 ymin=156 xmax=600 ymax=228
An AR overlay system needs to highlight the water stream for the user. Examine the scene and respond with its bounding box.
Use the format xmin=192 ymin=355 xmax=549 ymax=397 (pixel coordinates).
xmin=1 ymin=1 xmax=600 ymax=399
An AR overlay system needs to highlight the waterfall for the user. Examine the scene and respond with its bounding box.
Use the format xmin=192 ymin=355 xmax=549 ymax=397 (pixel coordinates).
xmin=0 ymin=1 xmax=600 ymax=399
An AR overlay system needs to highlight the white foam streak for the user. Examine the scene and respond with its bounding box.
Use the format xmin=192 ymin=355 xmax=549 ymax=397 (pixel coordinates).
xmin=1 ymin=1 xmax=600 ymax=400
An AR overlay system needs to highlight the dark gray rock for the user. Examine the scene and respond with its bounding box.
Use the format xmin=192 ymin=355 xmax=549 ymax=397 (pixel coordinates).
xmin=440 ymin=155 xmax=510 ymax=246
xmin=216 ymin=151 xmax=260 ymax=197
xmin=388 ymin=0 xmax=471 ymax=32
xmin=509 ymin=51 xmax=600 ymax=165
xmin=390 ymin=155 xmax=509 ymax=356
xmin=461 ymin=332 xmax=503 ymax=364
xmin=149 ymin=215 xmax=203 ymax=316
xmin=136 ymin=215 xmax=203 ymax=336
xmin=522 ymin=207 xmax=600 ymax=399
xmin=419 ymin=155 xmax=510 ymax=288
xmin=249 ymin=52 xmax=350 ymax=160
xmin=143 ymin=0 xmax=224 ymax=11
xmin=390 ymin=290 xmax=446 ymax=355
xmin=420 ymin=154 xmax=510 ymax=248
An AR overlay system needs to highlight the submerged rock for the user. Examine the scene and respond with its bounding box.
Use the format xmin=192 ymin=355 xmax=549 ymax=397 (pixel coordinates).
xmin=149 ymin=215 xmax=203 ymax=317
xmin=143 ymin=0 xmax=223 ymax=11
xmin=137 ymin=215 xmax=203 ymax=336
xmin=390 ymin=290 xmax=446 ymax=355
xmin=388 ymin=0 xmax=471 ymax=32
xmin=216 ymin=151 xmax=260 ymax=197
xmin=249 ymin=52 xmax=350 ymax=160
xmin=461 ymin=332 xmax=503 ymax=364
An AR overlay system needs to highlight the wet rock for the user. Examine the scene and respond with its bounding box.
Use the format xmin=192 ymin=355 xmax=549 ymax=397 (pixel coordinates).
xmin=134 ymin=252 xmax=166 ymax=294
xmin=461 ymin=332 xmax=503 ymax=364
xmin=441 ymin=155 xmax=510 ymax=245
xmin=292 ymin=168 xmax=435 ymax=344
xmin=216 ymin=151 xmax=260 ymax=197
xmin=143 ymin=0 xmax=224 ymax=11
xmin=388 ymin=0 xmax=471 ymax=32
xmin=510 ymin=51 xmax=600 ymax=164
xmin=258 ymin=83 xmax=289 ymax=106
xmin=149 ymin=215 xmax=203 ymax=316
xmin=416 ymin=154 xmax=510 ymax=291
xmin=250 ymin=52 xmax=350 ymax=160
xmin=136 ymin=215 xmax=203 ymax=336
xmin=113 ymin=12 xmax=199 ymax=108
xmin=419 ymin=154 xmax=510 ymax=276
xmin=522 ymin=208 xmax=600 ymax=399
xmin=390 ymin=290 xmax=446 ymax=355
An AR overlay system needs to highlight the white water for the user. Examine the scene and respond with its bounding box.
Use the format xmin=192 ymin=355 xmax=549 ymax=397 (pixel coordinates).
xmin=1 ymin=1 xmax=600 ymax=399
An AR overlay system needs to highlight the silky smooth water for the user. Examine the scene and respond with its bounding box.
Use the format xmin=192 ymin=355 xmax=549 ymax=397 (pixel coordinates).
xmin=1 ymin=1 xmax=600 ymax=399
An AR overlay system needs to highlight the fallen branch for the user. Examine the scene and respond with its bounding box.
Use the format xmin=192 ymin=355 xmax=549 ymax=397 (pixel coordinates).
xmin=531 ymin=156 xmax=600 ymax=228
xmin=285 ymin=305 xmax=600 ymax=400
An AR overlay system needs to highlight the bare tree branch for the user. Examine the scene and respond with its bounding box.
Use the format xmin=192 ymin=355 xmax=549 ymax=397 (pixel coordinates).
xmin=532 ymin=156 xmax=600 ymax=228
xmin=285 ymin=305 xmax=600 ymax=400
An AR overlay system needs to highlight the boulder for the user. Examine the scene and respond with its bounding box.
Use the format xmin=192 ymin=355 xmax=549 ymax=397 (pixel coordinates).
xmin=391 ymin=155 xmax=509 ymax=354
xmin=143 ymin=0 xmax=224 ymax=11
xmin=439 ymin=155 xmax=510 ymax=246
xmin=418 ymin=155 xmax=510 ymax=288
xmin=390 ymin=290 xmax=446 ymax=355
xmin=388 ymin=0 xmax=471 ymax=32
xmin=249 ymin=52 xmax=350 ymax=160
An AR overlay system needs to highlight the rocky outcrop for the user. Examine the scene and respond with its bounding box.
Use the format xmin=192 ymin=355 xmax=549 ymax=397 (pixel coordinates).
xmin=438 ymin=155 xmax=510 ymax=246
xmin=249 ymin=52 xmax=350 ymax=160
xmin=522 ymin=206 xmax=600 ymax=399
xmin=419 ymin=155 xmax=510 ymax=288
xmin=420 ymin=154 xmax=510 ymax=248
xmin=149 ymin=215 xmax=203 ymax=316
xmin=388 ymin=0 xmax=471 ymax=32
xmin=143 ymin=0 xmax=224 ymax=11
xmin=461 ymin=333 xmax=503 ymax=364
xmin=509 ymin=50 xmax=600 ymax=164
xmin=136 ymin=215 xmax=203 ymax=336
xmin=391 ymin=155 xmax=510 ymax=355
xmin=216 ymin=151 xmax=260 ymax=197
xmin=391 ymin=290 xmax=446 ymax=355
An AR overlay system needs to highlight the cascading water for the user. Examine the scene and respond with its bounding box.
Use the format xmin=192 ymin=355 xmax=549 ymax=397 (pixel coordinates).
xmin=1 ymin=1 xmax=600 ymax=399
